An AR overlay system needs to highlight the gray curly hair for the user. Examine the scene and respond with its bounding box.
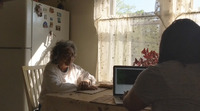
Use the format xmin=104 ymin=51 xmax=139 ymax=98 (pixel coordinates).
xmin=50 ymin=40 xmax=77 ymax=64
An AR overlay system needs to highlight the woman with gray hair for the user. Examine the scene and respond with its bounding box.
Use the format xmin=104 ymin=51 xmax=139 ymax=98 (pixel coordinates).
xmin=39 ymin=40 xmax=97 ymax=109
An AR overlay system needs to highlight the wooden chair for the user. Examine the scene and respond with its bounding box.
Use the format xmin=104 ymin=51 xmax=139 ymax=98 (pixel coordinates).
xmin=22 ymin=65 xmax=45 ymax=111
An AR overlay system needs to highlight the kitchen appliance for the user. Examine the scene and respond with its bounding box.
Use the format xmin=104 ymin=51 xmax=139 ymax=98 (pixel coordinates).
xmin=0 ymin=0 xmax=69 ymax=110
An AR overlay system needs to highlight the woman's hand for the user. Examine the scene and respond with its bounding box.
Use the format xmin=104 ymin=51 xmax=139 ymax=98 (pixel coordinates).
xmin=123 ymin=91 xmax=129 ymax=100
xmin=88 ymin=85 xmax=98 ymax=90
xmin=78 ymin=81 xmax=98 ymax=90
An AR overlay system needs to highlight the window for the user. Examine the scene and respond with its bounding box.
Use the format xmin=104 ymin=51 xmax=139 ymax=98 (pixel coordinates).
xmin=116 ymin=0 xmax=156 ymax=14
xmin=94 ymin=0 xmax=160 ymax=82
xmin=193 ymin=0 xmax=200 ymax=11
xmin=94 ymin=0 xmax=200 ymax=82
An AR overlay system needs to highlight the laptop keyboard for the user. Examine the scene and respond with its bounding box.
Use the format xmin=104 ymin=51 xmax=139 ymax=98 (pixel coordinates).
xmin=119 ymin=96 xmax=123 ymax=100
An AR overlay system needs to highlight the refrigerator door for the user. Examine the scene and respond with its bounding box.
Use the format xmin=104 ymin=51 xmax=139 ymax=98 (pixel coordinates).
xmin=31 ymin=1 xmax=69 ymax=65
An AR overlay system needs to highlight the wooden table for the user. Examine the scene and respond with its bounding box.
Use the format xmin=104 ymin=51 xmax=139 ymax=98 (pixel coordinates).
xmin=41 ymin=89 xmax=150 ymax=111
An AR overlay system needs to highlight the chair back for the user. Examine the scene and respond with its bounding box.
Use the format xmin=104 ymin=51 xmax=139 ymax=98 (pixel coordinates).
xmin=22 ymin=65 xmax=45 ymax=111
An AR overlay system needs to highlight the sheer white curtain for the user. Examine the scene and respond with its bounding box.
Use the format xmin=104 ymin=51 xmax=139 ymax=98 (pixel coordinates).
xmin=94 ymin=0 xmax=160 ymax=82
xmin=94 ymin=0 xmax=200 ymax=82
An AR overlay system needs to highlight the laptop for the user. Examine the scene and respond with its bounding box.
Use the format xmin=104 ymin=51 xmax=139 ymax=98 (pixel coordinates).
xmin=113 ymin=65 xmax=147 ymax=104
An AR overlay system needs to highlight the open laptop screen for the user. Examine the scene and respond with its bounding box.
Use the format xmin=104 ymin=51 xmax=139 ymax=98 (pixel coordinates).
xmin=113 ymin=66 xmax=147 ymax=95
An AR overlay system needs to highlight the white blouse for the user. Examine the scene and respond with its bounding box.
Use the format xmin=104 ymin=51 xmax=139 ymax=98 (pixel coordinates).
xmin=39 ymin=62 xmax=96 ymax=104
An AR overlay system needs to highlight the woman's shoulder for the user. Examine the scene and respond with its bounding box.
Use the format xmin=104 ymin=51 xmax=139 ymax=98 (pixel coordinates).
xmin=158 ymin=60 xmax=182 ymax=65
xmin=153 ymin=60 xmax=183 ymax=70
xmin=46 ymin=62 xmax=55 ymax=67
xmin=145 ymin=60 xmax=199 ymax=78
xmin=141 ymin=61 xmax=181 ymax=76
xmin=70 ymin=63 xmax=82 ymax=69
xmin=69 ymin=63 xmax=88 ymax=73
xmin=45 ymin=62 xmax=59 ymax=71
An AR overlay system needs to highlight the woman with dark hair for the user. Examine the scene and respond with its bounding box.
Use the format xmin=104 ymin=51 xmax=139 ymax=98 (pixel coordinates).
xmin=123 ymin=19 xmax=200 ymax=111
xmin=39 ymin=40 xmax=97 ymax=109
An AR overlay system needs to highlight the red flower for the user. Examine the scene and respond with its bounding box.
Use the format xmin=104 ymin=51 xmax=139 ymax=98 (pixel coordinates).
xmin=133 ymin=48 xmax=159 ymax=66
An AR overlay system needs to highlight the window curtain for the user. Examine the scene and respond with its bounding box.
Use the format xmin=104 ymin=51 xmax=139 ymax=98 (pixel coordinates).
xmin=156 ymin=0 xmax=194 ymax=29
xmin=94 ymin=0 xmax=160 ymax=82
xmin=94 ymin=0 xmax=200 ymax=82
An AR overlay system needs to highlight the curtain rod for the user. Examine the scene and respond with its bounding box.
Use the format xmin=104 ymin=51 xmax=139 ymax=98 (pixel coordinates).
xmin=97 ymin=15 xmax=158 ymax=21
xmin=175 ymin=11 xmax=200 ymax=19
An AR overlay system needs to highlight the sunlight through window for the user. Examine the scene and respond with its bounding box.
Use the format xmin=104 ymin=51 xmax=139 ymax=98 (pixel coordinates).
xmin=115 ymin=0 xmax=156 ymax=14
xmin=193 ymin=0 xmax=200 ymax=11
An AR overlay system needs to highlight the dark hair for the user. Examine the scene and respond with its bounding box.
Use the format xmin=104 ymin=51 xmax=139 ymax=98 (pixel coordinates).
xmin=158 ymin=18 xmax=200 ymax=64
xmin=50 ymin=40 xmax=77 ymax=64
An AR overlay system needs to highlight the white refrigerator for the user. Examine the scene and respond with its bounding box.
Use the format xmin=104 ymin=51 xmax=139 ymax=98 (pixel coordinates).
xmin=31 ymin=1 xmax=69 ymax=66
xmin=0 ymin=0 xmax=69 ymax=111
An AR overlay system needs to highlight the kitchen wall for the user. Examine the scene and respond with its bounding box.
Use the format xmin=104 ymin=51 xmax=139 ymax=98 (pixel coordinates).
xmin=66 ymin=0 xmax=98 ymax=77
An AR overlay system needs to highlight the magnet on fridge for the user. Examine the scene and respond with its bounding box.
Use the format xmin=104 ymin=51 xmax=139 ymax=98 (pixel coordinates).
xmin=35 ymin=4 xmax=43 ymax=17
xmin=44 ymin=15 xmax=47 ymax=19
xmin=57 ymin=12 xmax=62 ymax=17
xmin=43 ymin=8 xmax=47 ymax=13
xmin=50 ymin=17 xmax=53 ymax=21
xmin=49 ymin=7 xmax=54 ymax=13
xmin=57 ymin=18 xmax=61 ymax=23
xmin=43 ymin=21 xmax=48 ymax=28
xmin=50 ymin=22 xmax=53 ymax=28
xmin=56 ymin=25 xmax=61 ymax=31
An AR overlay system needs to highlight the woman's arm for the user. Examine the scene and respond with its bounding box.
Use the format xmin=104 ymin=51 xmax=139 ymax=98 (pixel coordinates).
xmin=44 ymin=69 xmax=77 ymax=92
xmin=74 ymin=64 xmax=96 ymax=85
